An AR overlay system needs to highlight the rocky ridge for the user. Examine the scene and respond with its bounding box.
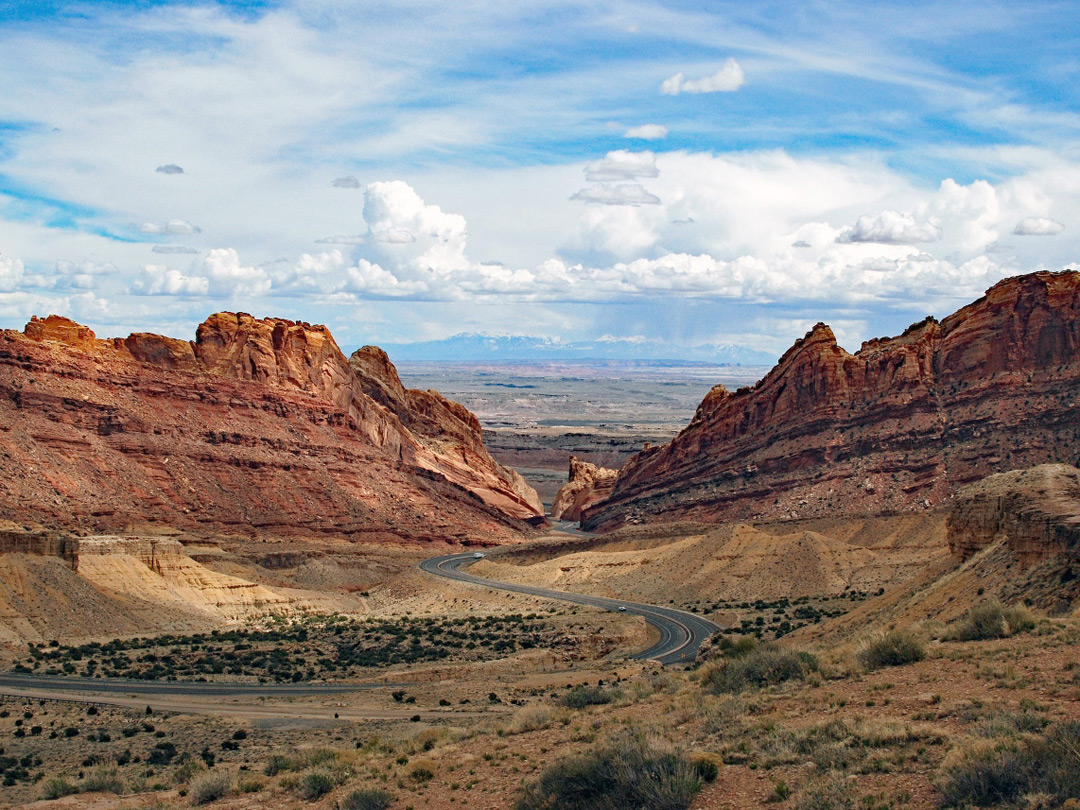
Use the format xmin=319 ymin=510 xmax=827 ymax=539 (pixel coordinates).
xmin=0 ymin=313 xmax=541 ymax=542
xmin=551 ymin=456 xmax=618 ymax=521
xmin=584 ymin=271 xmax=1080 ymax=530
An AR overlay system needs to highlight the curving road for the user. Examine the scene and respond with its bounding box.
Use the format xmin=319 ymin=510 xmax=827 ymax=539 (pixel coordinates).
xmin=420 ymin=552 xmax=720 ymax=665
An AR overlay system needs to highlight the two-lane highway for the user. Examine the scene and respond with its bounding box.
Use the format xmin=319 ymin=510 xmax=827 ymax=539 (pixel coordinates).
xmin=420 ymin=552 xmax=720 ymax=665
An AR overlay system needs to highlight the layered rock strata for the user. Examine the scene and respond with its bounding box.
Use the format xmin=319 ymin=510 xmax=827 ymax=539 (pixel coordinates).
xmin=585 ymin=271 xmax=1080 ymax=530
xmin=551 ymin=456 xmax=619 ymax=521
xmin=0 ymin=313 xmax=541 ymax=541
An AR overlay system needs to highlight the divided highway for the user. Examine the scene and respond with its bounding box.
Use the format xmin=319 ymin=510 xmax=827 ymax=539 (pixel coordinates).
xmin=420 ymin=552 xmax=720 ymax=665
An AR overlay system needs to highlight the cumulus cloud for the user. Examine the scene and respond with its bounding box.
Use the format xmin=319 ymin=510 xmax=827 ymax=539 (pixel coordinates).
xmin=571 ymin=183 xmax=661 ymax=206
xmin=0 ymin=256 xmax=25 ymax=292
xmin=362 ymin=180 xmax=469 ymax=278
xmin=332 ymin=175 xmax=361 ymax=188
xmin=155 ymin=164 xmax=184 ymax=175
xmin=132 ymin=264 xmax=209 ymax=296
xmin=139 ymin=219 xmax=202 ymax=235
xmin=370 ymin=227 xmax=417 ymax=243
xmin=836 ymin=210 xmax=942 ymax=244
xmin=661 ymin=58 xmax=745 ymax=95
xmin=584 ymin=150 xmax=659 ymax=181
xmin=1013 ymin=216 xmax=1065 ymax=235
xmin=151 ymin=245 xmax=200 ymax=254
xmin=624 ymin=124 xmax=668 ymax=140
xmin=202 ymin=248 xmax=271 ymax=295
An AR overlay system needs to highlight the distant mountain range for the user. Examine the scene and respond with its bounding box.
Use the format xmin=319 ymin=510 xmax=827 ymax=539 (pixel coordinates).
xmin=378 ymin=333 xmax=776 ymax=365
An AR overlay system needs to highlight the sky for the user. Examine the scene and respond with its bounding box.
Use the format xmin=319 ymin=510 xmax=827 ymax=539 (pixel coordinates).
xmin=1 ymin=0 xmax=1079 ymax=358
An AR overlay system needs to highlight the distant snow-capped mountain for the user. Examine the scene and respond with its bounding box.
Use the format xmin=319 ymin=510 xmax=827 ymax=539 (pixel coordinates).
xmin=378 ymin=333 xmax=776 ymax=365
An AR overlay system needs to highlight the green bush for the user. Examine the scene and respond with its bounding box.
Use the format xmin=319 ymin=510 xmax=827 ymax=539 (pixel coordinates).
xmin=701 ymin=645 xmax=818 ymax=694
xmin=188 ymin=768 xmax=233 ymax=806
xmin=40 ymin=777 xmax=79 ymax=800
xmin=264 ymin=754 xmax=296 ymax=776
xmin=945 ymin=601 xmax=1035 ymax=642
xmin=295 ymin=769 xmax=336 ymax=801
xmin=558 ymin=685 xmax=619 ymax=709
xmin=338 ymin=787 xmax=395 ymax=810
xmin=516 ymin=731 xmax=700 ymax=810
xmin=857 ymin=628 xmax=926 ymax=670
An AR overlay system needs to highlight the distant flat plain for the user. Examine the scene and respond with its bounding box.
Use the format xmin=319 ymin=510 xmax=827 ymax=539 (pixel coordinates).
xmin=397 ymin=361 xmax=769 ymax=508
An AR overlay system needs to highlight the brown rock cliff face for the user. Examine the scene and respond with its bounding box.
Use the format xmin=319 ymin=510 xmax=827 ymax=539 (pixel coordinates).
xmin=585 ymin=271 xmax=1080 ymax=530
xmin=0 ymin=313 xmax=541 ymax=541
xmin=551 ymin=457 xmax=619 ymax=521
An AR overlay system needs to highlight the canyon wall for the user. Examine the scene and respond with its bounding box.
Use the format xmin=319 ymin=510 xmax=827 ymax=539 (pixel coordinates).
xmin=585 ymin=271 xmax=1080 ymax=530
xmin=0 ymin=313 xmax=541 ymax=543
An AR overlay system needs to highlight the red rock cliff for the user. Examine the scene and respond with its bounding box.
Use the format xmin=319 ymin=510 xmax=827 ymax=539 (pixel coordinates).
xmin=0 ymin=313 xmax=542 ymax=542
xmin=584 ymin=271 xmax=1080 ymax=530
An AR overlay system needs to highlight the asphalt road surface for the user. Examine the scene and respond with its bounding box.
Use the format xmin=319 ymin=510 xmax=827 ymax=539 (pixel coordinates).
xmin=420 ymin=552 xmax=720 ymax=665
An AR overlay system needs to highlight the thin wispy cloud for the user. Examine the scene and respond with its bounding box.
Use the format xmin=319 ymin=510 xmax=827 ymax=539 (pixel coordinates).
xmin=661 ymin=59 xmax=745 ymax=95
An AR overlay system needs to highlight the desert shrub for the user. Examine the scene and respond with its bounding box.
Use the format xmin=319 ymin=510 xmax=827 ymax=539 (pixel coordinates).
xmin=507 ymin=705 xmax=555 ymax=734
xmin=188 ymin=768 xmax=233 ymax=806
xmin=82 ymin=765 xmax=125 ymax=794
xmin=236 ymin=775 xmax=266 ymax=793
xmin=40 ymin=777 xmax=79 ymax=800
xmin=516 ymin=730 xmax=700 ymax=810
xmin=295 ymin=768 xmax=336 ymax=801
xmin=701 ymin=645 xmax=818 ymax=694
xmin=794 ymin=773 xmax=857 ymax=810
xmin=559 ymin=685 xmax=618 ymax=709
xmin=857 ymin=628 xmax=926 ymax=670
xmin=939 ymin=721 xmax=1080 ymax=807
xmin=338 ymin=787 xmax=395 ymax=810
xmin=939 ymin=743 xmax=1031 ymax=807
xmin=945 ymin=601 xmax=1036 ymax=642
xmin=174 ymin=757 xmax=208 ymax=785
xmin=264 ymin=753 xmax=297 ymax=776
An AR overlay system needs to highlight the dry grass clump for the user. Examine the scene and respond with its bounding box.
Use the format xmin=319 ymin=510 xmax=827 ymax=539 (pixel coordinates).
xmin=856 ymin=627 xmax=926 ymax=670
xmin=938 ymin=721 xmax=1080 ymax=807
xmin=294 ymin=768 xmax=337 ymax=801
xmin=188 ymin=767 xmax=233 ymax=806
xmin=794 ymin=773 xmax=857 ymax=810
xmin=558 ymin=684 xmax=621 ymax=709
xmin=82 ymin=765 xmax=125 ymax=794
xmin=700 ymin=643 xmax=818 ymax=694
xmin=506 ymin=704 xmax=558 ymax=734
xmin=516 ymin=729 xmax=701 ymax=810
xmin=40 ymin=777 xmax=78 ymax=800
xmin=944 ymin=601 xmax=1037 ymax=642
xmin=337 ymin=787 xmax=395 ymax=810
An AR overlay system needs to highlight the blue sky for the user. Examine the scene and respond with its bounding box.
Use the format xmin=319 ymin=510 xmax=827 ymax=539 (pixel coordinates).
xmin=1 ymin=0 xmax=1079 ymax=357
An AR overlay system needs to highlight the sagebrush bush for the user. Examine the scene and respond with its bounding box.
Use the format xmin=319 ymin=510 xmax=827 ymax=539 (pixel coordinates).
xmin=507 ymin=705 xmax=555 ymax=734
xmin=857 ymin=628 xmax=926 ymax=670
xmin=939 ymin=721 xmax=1080 ymax=807
xmin=516 ymin=730 xmax=700 ymax=810
xmin=82 ymin=765 xmax=125 ymax=794
xmin=188 ymin=768 xmax=232 ymax=806
xmin=264 ymin=754 xmax=296 ymax=776
xmin=559 ymin=684 xmax=619 ymax=709
xmin=701 ymin=645 xmax=818 ymax=694
xmin=40 ymin=777 xmax=79 ymax=800
xmin=295 ymin=768 xmax=336 ymax=801
xmin=945 ymin=601 xmax=1036 ymax=642
xmin=338 ymin=787 xmax=395 ymax=810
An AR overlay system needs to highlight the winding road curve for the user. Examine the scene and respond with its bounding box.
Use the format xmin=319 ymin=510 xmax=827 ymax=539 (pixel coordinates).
xmin=420 ymin=552 xmax=720 ymax=665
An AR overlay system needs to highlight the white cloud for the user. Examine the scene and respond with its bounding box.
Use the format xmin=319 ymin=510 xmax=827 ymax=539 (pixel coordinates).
xmin=332 ymin=176 xmax=361 ymax=189
xmin=570 ymin=183 xmax=661 ymax=206
xmin=139 ymin=219 xmax=202 ymax=236
xmin=370 ymin=227 xmax=417 ymax=244
xmin=584 ymin=150 xmax=659 ymax=182
xmin=132 ymin=264 xmax=209 ymax=296
xmin=0 ymin=256 xmax=25 ymax=292
xmin=151 ymin=245 xmax=200 ymax=254
xmin=362 ymin=180 xmax=469 ymax=278
xmin=1013 ymin=216 xmax=1065 ymax=235
xmin=155 ymin=164 xmax=184 ymax=175
xmin=314 ymin=235 xmax=367 ymax=245
xmin=624 ymin=124 xmax=668 ymax=140
xmin=836 ymin=210 xmax=942 ymax=244
xmin=661 ymin=59 xmax=745 ymax=95
xmin=200 ymin=248 xmax=271 ymax=296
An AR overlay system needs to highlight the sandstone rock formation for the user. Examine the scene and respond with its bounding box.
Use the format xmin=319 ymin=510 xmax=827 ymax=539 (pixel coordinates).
xmin=0 ymin=313 xmax=542 ymax=542
xmin=551 ymin=456 xmax=619 ymax=521
xmin=584 ymin=271 xmax=1080 ymax=530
